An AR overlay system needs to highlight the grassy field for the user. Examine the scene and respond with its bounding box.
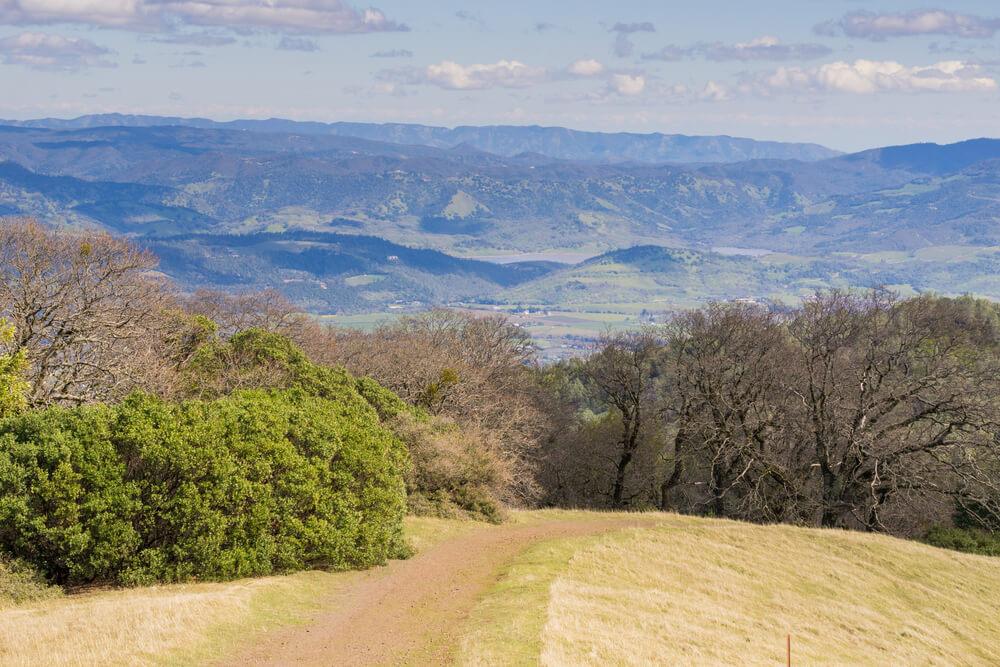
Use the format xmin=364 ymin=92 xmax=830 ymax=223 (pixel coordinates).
xmin=3 ymin=512 xmax=999 ymax=665
xmin=0 ymin=517 xmax=475 ymax=667
xmin=459 ymin=515 xmax=1000 ymax=666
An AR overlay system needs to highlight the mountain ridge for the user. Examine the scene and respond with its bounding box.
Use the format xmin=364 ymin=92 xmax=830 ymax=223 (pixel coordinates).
xmin=0 ymin=113 xmax=841 ymax=164
xmin=2 ymin=120 xmax=1000 ymax=314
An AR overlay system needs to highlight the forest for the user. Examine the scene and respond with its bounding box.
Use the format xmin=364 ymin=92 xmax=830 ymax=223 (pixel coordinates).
xmin=2 ymin=220 xmax=999 ymax=590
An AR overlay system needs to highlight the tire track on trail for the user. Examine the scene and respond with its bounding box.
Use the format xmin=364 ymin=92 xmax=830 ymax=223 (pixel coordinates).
xmin=223 ymin=516 xmax=654 ymax=666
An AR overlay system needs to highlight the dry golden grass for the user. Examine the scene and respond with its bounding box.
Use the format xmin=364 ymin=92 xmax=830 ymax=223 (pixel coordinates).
xmin=456 ymin=533 xmax=604 ymax=667
xmin=0 ymin=516 xmax=464 ymax=667
xmin=5 ymin=512 xmax=999 ymax=666
xmin=537 ymin=517 xmax=1000 ymax=666
xmin=0 ymin=571 xmax=354 ymax=667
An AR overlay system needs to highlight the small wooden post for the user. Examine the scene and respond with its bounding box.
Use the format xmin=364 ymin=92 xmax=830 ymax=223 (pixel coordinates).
xmin=786 ymin=634 xmax=791 ymax=667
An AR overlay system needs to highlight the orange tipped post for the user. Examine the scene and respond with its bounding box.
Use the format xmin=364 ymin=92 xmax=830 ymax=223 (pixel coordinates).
xmin=786 ymin=634 xmax=791 ymax=667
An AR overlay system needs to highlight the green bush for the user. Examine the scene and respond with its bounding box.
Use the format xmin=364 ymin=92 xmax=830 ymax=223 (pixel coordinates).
xmin=0 ymin=389 xmax=408 ymax=586
xmin=178 ymin=328 xmax=363 ymax=403
xmin=355 ymin=376 xmax=410 ymax=422
xmin=0 ymin=554 xmax=59 ymax=607
xmin=925 ymin=526 xmax=1000 ymax=557
xmin=178 ymin=328 xmax=503 ymax=523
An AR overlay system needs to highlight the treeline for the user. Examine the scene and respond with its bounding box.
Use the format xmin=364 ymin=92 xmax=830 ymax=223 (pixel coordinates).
xmin=541 ymin=294 xmax=1000 ymax=545
xmin=3 ymin=219 xmax=999 ymax=581
xmin=0 ymin=222 xmax=406 ymax=585
xmin=0 ymin=221 xmax=539 ymax=587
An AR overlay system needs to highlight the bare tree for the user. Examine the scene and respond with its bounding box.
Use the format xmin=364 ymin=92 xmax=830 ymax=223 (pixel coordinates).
xmin=183 ymin=288 xmax=306 ymax=338
xmin=328 ymin=310 xmax=550 ymax=504
xmin=661 ymin=303 xmax=808 ymax=521
xmin=563 ymin=291 xmax=1000 ymax=535
xmin=787 ymin=291 xmax=1000 ymax=531
xmin=584 ymin=330 xmax=663 ymax=507
xmin=0 ymin=219 xmax=175 ymax=405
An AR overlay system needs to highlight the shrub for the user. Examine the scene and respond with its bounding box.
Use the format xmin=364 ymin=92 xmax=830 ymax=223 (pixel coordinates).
xmin=178 ymin=329 xmax=504 ymax=523
xmin=391 ymin=413 xmax=507 ymax=523
xmin=0 ymin=554 xmax=59 ymax=607
xmin=0 ymin=389 xmax=408 ymax=586
xmin=0 ymin=319 xmax=28 ymax=418
xmin=177 ymin=328 xmax=363 ymax=403
xmin=355 ymin=376 xmax=410 ymax=422
xmin=925 ymin=526 xmax=1000 ymax=557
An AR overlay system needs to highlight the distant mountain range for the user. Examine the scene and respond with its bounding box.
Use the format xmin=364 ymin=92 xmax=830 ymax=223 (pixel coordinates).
xmin=0 ymin=116 xmax=999 ymax=313
xmin=1 ymin=114 xmax=841 ymax=164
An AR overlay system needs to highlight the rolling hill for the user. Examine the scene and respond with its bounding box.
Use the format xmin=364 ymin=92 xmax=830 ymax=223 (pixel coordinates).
xmin=4 ymin=512 xmax=998 ymax=665
xmin=3 ymin=114 xmax=841 ymax=164
xmin=2 ymin=119 xmax=1000 ymax=314
xmin=147 ymin=231 xmax=554 ymax=312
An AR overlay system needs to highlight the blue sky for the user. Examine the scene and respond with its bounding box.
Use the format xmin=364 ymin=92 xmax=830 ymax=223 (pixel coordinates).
xmin=2 ymin=1 xmax=1000 ymax=150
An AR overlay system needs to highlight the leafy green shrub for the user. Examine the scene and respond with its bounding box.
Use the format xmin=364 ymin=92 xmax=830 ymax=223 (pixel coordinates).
xmin=178 ymin=328 xmax=362 ymax=403
xmin=0 ymin=389 xmax=408 ymax=586
xmin=355 ymin=376 xmax=410 ymax=422
xmin=925 ymin=526 xmax=1000 ymax=557
xmin=178 ymin=328 xmax=506 ymax=523
xmin=0 ymin=319 xmax=28 ymax=419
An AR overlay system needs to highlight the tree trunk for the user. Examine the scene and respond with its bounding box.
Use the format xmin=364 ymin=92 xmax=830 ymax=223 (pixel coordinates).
xmin=612 ymin=416 xmax=640 ymax=507
xmin=612 ymin=451 xmax=632 ymax=507
xmin=660 ymin=426 xmax=687 ymax=511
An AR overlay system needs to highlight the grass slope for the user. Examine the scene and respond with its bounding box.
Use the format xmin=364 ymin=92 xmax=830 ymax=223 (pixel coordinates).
xmin=0 ymin=517 xmax=473 ymax=667
xmin=460 ymin=514 xmax=1000 ymax=666
xmin=2 ymin=512 xmax=998 ymax=665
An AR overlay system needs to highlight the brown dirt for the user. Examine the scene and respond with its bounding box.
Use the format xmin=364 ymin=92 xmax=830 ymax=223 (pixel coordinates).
xmin=223 ymin=516 xmax=647 ymax=666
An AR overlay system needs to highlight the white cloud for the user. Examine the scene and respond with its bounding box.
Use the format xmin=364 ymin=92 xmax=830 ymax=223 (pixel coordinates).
xmin=0 ymin=31 xmax=114 ymax=69
xmin=567 ymin=58 xmax=603 ymax=76
xmin=643 ymin=36 xmax=831 ymax=62
xmin=423 ymin=59 xmax=546 ymax=90
xmin=706 ymin=36 xmax=832 ymax=62
xmin=610 ymin=73 xmax=645 ymax=96
xmin=0 ymin=0 xmax=148 ymax=28
xmin=759 ymin=60 xmax=997 ymax=95
xmin=700 ymin=80 xmax=729 ymax=101
xmin=160 ymin=1 xmax=406 ymax=34
xmin=0 ymin=0 xmax=408 ymax=34
xmin=816 ymin=10 xmax=1000 ymax=40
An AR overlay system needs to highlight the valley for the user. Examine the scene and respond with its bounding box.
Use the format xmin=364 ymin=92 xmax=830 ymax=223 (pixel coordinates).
xmin=3 ymin=116 xmax=1000 ymax=354
xmin=6 ymin=4 xmax=1000 ymax=665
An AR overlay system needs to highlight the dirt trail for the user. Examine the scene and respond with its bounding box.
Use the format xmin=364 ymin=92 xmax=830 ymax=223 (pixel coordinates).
xmin=224 ymin=516 xmax=646 ymax=666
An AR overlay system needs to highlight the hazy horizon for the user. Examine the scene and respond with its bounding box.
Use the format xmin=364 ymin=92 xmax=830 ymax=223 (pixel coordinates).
xmin=1 ymin=1 xmax=999 ymax=152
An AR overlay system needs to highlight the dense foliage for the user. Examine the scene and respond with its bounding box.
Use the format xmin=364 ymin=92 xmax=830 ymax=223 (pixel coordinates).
xmin=177 ymin=326 xmax=506 ymax=521
xmin=392 ymin=413 xmax=507 ymax=523
xmin=925 ymin=527 xmax=1000 ymax=557
xmin=0 ymin=319 xmax=28 ymax=419
xmin=4 ymin=221 xmax=999 ymax=577
xmin=542 ymin=292 xmax=1000 ymax=540
xmin=0 ymin=389 xmax=408 ymax=586
xmin=329 ymin=311 xmax=550 ymax=507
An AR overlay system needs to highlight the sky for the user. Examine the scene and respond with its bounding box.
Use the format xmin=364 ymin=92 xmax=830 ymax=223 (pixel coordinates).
xmin=2 ymin=1 xmax=1000 ymax=151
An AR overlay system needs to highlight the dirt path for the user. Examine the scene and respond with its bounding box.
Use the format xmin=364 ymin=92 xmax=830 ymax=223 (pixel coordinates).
xmin=223 ymin=516 xmax=646 ymax=666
